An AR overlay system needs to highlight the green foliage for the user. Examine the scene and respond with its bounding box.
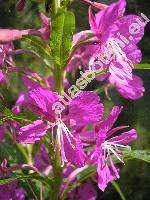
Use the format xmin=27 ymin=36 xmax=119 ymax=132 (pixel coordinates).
xmin=111 ymin=181 xmax=126 ymax=200
xmin=135 ymin=63 xmax=150 ymax=69
xmin=61 ymin=149 xmax=150 ymax=197
xmin=0 ymin=173 xmax=53 ymax=191
xmin=0 ymin=1 xmax=149 ymax=199
xmin=124 ymin=150 xmax=150 ymax=163
xmin=22 ymin=36 xmax=54 ymax=68
xmin=50 ymin=9 xmax=75 ymax=69
xmin=70 ymin=150 xmax=150 ymax=187
xmin=0 ymin=104 xmax=36 ymax=125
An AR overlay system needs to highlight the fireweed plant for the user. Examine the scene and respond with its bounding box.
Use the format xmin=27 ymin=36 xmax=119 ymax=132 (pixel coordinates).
xmin=0 ymin=0 xmax=149 ymax=199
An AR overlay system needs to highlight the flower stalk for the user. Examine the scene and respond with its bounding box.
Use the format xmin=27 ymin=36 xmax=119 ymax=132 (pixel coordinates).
xmin=53 ymin=0 xmax=61 ymax=15
xmin=51 ymin=2 xmax=64 ymax=199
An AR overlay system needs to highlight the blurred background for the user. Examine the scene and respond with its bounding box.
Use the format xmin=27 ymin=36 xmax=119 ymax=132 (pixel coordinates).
xmin=0 ymin=0 xmax=149 ymax=199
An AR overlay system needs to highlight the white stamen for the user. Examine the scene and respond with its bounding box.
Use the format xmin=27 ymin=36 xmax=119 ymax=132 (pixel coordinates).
xmin=60 ymin=121 xmax=77 ymax=149
xmin=53 ymin=118 xmax=77 ymax=166
xmin=102 ymin=141 xmax=131 ymax=164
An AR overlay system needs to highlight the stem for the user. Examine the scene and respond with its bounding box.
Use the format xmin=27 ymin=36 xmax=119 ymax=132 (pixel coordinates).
xmin=53 ymin=0 xmax=61 ymax=15
xmin=27 ymin=144 xmax=33 ymax=165
xmin=50 ymin=1 xmax=64 ymax=199
xmin=54 ymin=66 xmax=64 ymax=94
xmin=60 ymin=166 xmax=88 ymax=200
xmin=26 ymin=180 xmax=39 ymax=200
xmin=8 ymin=164 xmax=40 ymax=174
xmin=111 ymin=181 xmax=126 ymax=200
xmin=48 ymin=132 xmax=62 ymax=200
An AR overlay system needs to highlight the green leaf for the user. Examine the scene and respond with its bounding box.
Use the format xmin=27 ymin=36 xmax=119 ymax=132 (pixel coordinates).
xmin=135 ymin=63 xmax=150 ymax=69
xmin=123 ymin=150 xmax=150 ymax=163
xmin=50 ymin=9 xmax=75 ymax=69
xmin=0 ymin=174 xmax=53 ymax=190
xmin=77 ymin=165 xmax=96 ymax=183
xmin=61 ymin=165 xmax=97 ymax=196
xmin=111 ymin=181 xmax=126 ymax=200
xmin=0 ymin=105 xmax=36 ymax=124
xmin=22 ymin=36 xmax=54 ymax=67
xmin=62 ymin=150 xmax=150 ymax=197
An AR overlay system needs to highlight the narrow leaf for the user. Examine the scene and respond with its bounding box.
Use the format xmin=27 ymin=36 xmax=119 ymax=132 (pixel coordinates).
xmin=111 ymin=181 xmax=126 ymax=200
xmin=22 ymin=36 xmax=53 ymax=67
xmin=50 ymin=9 xmax=75 ymax=68
xmin=123 ymin=150 xmax=150 ymax=163
xmin=135 ymin=63 xmax=150 ymax=69
xmin=0 ymin=105 xmax=36 ymax=124
xmin=0 ymin=174 xmax=53 ymax=190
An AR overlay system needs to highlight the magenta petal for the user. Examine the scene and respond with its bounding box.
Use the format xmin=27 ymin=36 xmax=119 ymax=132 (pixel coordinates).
xmin=88 ymin=7 xmax=98 ymax=35
xmin=107 ymin=125 xmax=129 ymax=137
xmin=12 ymin=92 xmax=26 ymax=114
xmin=68 ymin=91 xmax=104 ymax=126
xmin=63 ymin=134 xmax=85 ymax=167
xmin=97 ymin=106 xmax=123 ymax=135
xmin=109 ymin=157 xmax=120 ymax=180
xmin=26 ymin=87 xmax=59 ymax=122
xmin=109 ymin=61 xmax=133 ymax=85
xmin=77 ymin=182 xmax=97 ymax=200
xmin=0 ymin=70 xmax=5 ymax=83
xmin=34 ymin=145 xmax=51 ymax=176
xmin=39 ymin=13 xmax=51 ymax=41
xmin=73 ymin=30 xmax=93 ymax=45
xmin=22 ymin=75 xmax=41 ymax=90
xmin=0 ymin=126 xmax=5 ymax=142
xmin=124 ymin=45 xmax=142 ymax=64
xmin=0 ymin=181 xmax=17 ymax=200
xmin=95 ymin=0 xmax=126 ymax=34
xmin=108 ymin=129 xmax=138 ymax=144
xmin=17 ymin=120 xmax=49 ymax=144
xmin=80 ymin=130 xmax=96 ymax=144
xmin=114 ymin=15 xmax=145 ymax=45
xmin=97 ymin=156 xmax=111 ymax=192
xmin=116 ymin=75 xmax=145 ymax=100
xmin=91 ymin=132 xmax=106 ymax=163
xmin=0 ymin=29 xmax=29 ymax=42
xmin=14 ymin=188 xmax=25 ymax=200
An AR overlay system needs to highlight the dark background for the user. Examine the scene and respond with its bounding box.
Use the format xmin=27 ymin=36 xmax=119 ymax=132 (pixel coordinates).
xmin=0 ymin=0 xmax=149 ymax=199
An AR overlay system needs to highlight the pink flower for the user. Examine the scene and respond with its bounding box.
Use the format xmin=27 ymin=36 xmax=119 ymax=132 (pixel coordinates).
xmin=109 ymin=74 xmax=145 ymax=100
xmin=34 ymin=145 xmax=52 ymax=176
xmin=0 ymin=181 xmax=25 ymax=200
xmin=0 ymin=120 xmax=20 ymax=143
xmin=67 ymin=30 xmax=98 ymax=74
xmin=0 ymin=13 xmax=50 ymax=42
xmin=89 ymin=106 xmax=137 ymax=191
xmin=34 ymin=145 xmax=97 ymax=199
xmin=69 ymin=182 xmax=97 ymax=200
xmin=17 ymin=87 xmax=104 ymax=167
xmin=88 ymin=0 xmax=145 ymax=100
xmin=0 ymin=164 xmax=25 ymax=200
xmin=0 ymin=43 xmax=14 ymax=84
xmin=83 ymin=0 xmax=108 ymax=11
xmin=0 ymin=70 xmax=5 ymax=83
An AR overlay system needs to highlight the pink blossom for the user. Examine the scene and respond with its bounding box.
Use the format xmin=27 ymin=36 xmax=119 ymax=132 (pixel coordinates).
xmin=88 ymin=106 xmax=138 ymax=191
xmin=17 ymin=87 xmax=103 ymax=167
xmin=34 ymin=145 xmax=52 ymax=176
xmin=88 ymin=0 xmax=145 ymax=100
xmin=0 ymin=13 xmax=50 ymax=43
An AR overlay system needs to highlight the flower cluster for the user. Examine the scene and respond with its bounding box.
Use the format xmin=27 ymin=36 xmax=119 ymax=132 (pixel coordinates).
xmin=0 ymin=0 xmax=147 ymax=199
